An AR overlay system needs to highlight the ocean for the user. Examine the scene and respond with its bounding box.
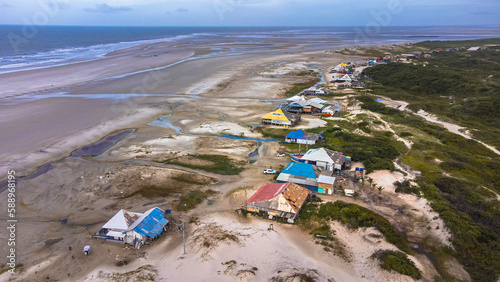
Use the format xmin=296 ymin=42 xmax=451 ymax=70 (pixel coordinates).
xmin=0 ymin=25 xmax=499 ymax=74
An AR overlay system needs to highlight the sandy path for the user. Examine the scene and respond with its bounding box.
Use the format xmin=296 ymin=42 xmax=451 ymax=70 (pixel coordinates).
xmin=416 ymin=109 xmax=500 ymax=156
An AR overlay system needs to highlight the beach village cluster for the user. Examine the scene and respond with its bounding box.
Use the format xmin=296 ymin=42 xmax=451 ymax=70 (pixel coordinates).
xmin=92 ymin=60 xmax=375 ymax=249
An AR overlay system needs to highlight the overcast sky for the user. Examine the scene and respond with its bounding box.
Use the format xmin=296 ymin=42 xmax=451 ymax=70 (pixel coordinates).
xmin=0 ymin=0 xmax=499 ymax=27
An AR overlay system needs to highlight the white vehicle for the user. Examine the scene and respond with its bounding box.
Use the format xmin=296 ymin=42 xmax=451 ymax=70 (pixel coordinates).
xmin=263 ymin=169 xmax=276 ymax=174
xmin=276 ymin=153 xmax=286 ymax=157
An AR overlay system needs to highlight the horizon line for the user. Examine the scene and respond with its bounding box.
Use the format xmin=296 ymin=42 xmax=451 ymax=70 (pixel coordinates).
xmin=1 ymin=24 xmax=500 ymax=28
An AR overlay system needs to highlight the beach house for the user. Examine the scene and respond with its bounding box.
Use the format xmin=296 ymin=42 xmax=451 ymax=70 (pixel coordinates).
xmin=285 ymin=129 xmax=322 ymax=145
xmin=94 ymin=209 xmax=142 ymax=243
xmin=244 ymin=182 xmax=311 ymax=222
xmin=94 ymin=207 xmax=169 ymax=248
xmin=277 ymin=162 xmax=318 ymax=190
xmin=284 ymin=98 xmax=326 ymax=115
xmin=262 ymin=108 xmax=300 ymax=127
xmin=301 ymin=147 xmax=349 ymax=171
xmin=303 ymin=86 xmax=326 ymax=95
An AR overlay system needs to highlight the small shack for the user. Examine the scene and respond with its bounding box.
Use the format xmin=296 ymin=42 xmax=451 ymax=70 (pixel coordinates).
xmin=244 ymin=182 xmax=311 ymax=222
xmin=285 ymin=129 xmax=322 ymax=145
xmin=317 ymin=175 xmax=336 ymax=194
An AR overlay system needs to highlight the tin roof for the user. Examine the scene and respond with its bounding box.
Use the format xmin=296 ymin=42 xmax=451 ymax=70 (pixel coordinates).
xmin=302 ymin=148 xmax=346 ymax=165
xmin=102 ymin=209 xmax=143 ymax=231
xmin=281 ymin=162 xmax=317 ymax=179
xmin=247 ymin=182 xmax=289 ymax=203
xmin=318 ymin=175 xmax=336 ymax=185
xmin=246 ymin=182 xmax=310 ymax=214
xmin=125 ymin=207 xmax=168 ymax=238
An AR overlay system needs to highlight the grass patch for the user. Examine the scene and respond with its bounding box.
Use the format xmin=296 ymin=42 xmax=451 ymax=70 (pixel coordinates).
xmin=311 ymin=125 xmax=401 ymax=173
xmin=166 ymin=154 xmax=245 ymax=175
xmin=414 ymin=38 xmax=500 ymax=49
xmin=372 ymin=250 xmax=422 ymax=279
xmin=257 ymin=127 xmax=290 ymax=140
xmin=122 ymin=185 xmax=179 ymax=199
xmin=177 ymin=190 xmax=218 ymax=211
xmin=284 ymin=78 xmax=320 ymax=97
xmin=171 ymin=176 xmax=214 ymax=186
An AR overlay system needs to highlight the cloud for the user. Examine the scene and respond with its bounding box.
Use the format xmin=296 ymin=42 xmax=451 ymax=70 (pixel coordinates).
xmin=177 ymin=8 xmax=188 ymax=12
xmin=46 ymin=1 xmax=70 ymax=10
xmin=83 ymin=3 xmax=132 ymax=13
xmin=56 ymin=1 xmax=70 ymax=9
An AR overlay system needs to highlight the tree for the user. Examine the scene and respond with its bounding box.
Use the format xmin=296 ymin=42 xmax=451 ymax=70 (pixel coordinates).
xmin=367 ymin=177 xmax=374 ymax=188
xmin=377 ymin=186 xmax=385 ymax=194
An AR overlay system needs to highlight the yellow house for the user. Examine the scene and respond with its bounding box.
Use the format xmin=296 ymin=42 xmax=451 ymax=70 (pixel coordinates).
xmin=262 ymin=108 xmax=300 ymax=128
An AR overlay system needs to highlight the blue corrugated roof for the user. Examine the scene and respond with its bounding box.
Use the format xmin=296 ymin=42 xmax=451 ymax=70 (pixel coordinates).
xmin=133 ymin=207 xmax=168 ymax=238
xmin=281 ymin=162 xmax=317 ymax=179
xmin=288 ymin=103 xmax=303 ymax=108
xmin=286 ymin=129 xmax=306 ymax=139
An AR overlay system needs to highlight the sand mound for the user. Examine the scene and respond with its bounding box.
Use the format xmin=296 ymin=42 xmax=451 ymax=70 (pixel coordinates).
xmin=191 ymin=222 xmax=243 ymax=260
xmin=190 ymin=122 xmax=261 ymax=138
xmin=89 ymin=264 xmax=158 ymax=281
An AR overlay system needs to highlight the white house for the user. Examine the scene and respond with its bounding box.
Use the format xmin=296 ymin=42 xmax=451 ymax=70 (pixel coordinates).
xmin=303 ymin=86 xmax=326 ymax=95
xmin=94 ymin=207 xmax=169 ymax=248
xmin=301 ymin=148 xmax=347 ymax=171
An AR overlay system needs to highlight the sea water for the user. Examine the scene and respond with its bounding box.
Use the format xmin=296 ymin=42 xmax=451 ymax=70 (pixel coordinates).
xmin=1 ymin=25 xmax=499 ymax=74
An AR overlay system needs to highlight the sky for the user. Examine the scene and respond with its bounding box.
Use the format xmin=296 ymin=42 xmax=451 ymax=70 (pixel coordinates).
xmin=0 ymin=0 xmax=499 ymax=27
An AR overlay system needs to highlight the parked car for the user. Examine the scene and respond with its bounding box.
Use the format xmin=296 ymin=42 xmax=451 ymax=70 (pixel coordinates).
xmin=276 ymin=153 xmax=286 ymax=157
xmin=263 ymin=169 xmax=276 ymax=174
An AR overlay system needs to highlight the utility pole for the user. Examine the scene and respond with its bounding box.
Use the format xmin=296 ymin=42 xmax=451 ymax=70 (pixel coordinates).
xmin=182 ymin=220 xmax=186 ymax=255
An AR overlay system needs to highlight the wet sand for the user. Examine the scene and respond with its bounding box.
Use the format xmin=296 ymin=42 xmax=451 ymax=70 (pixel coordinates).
xmin=0 ymin=43 xmax=297 ymax=176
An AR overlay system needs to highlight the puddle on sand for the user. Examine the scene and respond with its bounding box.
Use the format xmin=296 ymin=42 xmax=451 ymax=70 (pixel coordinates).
xmin=148 ymin=114 xmax=183 ymax=134
xmin=71 ymin=129 xmax=135 ymax=157
xmin=0 ymin=162 xmax=54 ymax=193
xmin=209 ymin=134 xmax=276 ymax=146
xmin=210 ymin=134 xmax=277 ymax=160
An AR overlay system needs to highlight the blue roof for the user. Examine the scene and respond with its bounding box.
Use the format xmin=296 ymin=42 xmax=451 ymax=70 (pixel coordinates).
xmin=288 ymin=103 xmax=303 ymax=108
xmin=133 ymin=207 xmax=168 ymax=238
xmin=375 ymin=98 xmax=382 ymax=102
xmin=286 ymin=129 xmax=306 ymax=139
xmin=281 ymin=162 xmax=317 ymax=179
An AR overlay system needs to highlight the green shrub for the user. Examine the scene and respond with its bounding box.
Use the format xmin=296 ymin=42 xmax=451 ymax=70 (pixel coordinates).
xmin=167 ymin=154 xmax=244 ymax=175
xmin=177 ymin=190 xmax=217 ymax=211
xmin=372 ymin=250 xmax=422 ymax=279
xmin=394 ymin=180 xmax=420 ymax=195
